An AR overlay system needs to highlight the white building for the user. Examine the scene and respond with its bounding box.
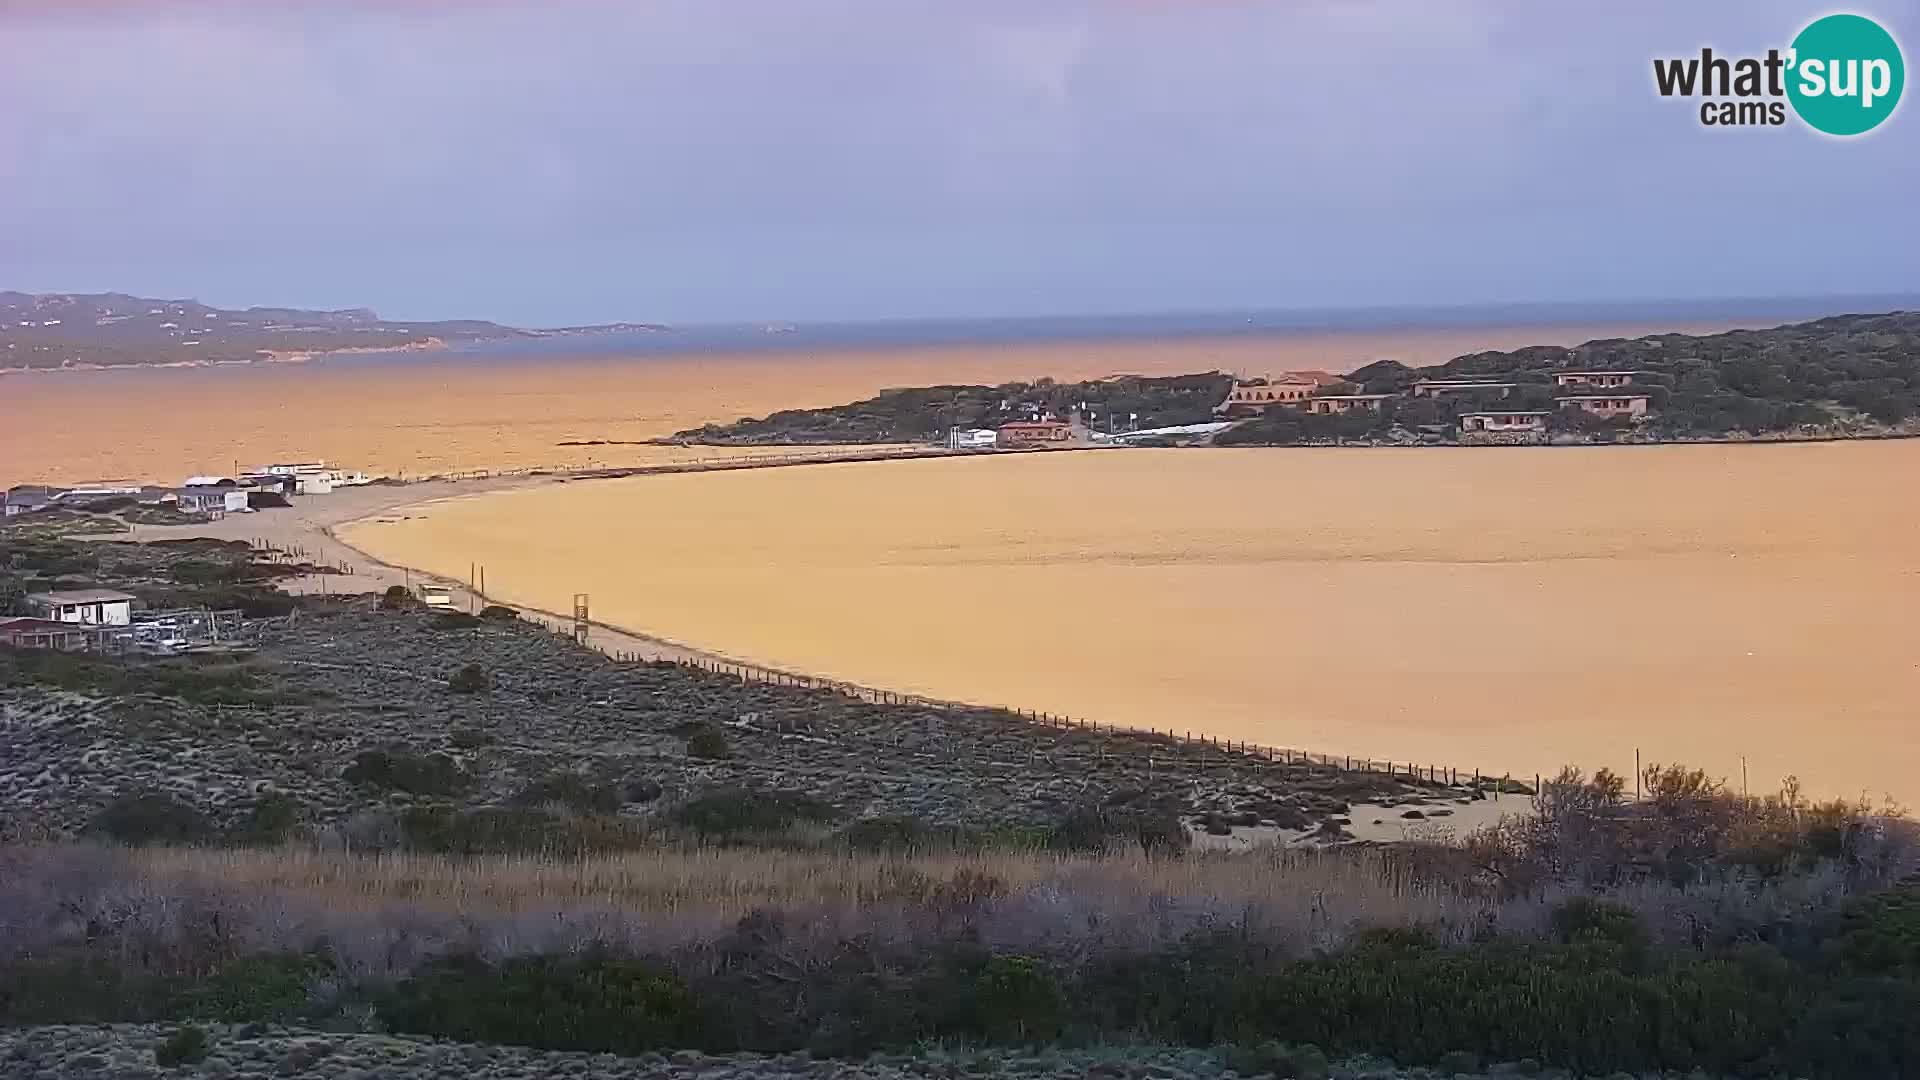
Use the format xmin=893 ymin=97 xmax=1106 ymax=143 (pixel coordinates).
xmin=947 ymin=428 xmax=999 ymax=449
xmin=174 ymin=488 xmax=250 ymax=517
xmin=53 ymin=482 xmax=143 ymax=502
xmin=26 ymin=588 xmax=138 ymax=626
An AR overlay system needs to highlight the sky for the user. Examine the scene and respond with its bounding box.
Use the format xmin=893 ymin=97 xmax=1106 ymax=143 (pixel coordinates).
xmin=1 ymin=0 xmax=1917 ymax=327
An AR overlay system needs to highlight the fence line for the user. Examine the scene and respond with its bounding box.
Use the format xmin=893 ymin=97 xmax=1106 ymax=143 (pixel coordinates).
xmin=505 ymin=610 xmax=1526 ymax=794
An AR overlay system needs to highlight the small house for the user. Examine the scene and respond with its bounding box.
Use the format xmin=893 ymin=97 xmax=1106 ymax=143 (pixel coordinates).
xmin=3 ymin=485 xmax=63 ymax=518
xmin=0 ymin=617 xmax=90 ymax=651
xmin=51 ymin=482 xmax=144 ymax=509
xmin=1302 ymin=394 xmax=1391 ymax=415
xmin=174 ymin=487 xmax=249 ymax=517
xmin=947 ymin=428 xmax=999 ymax=449
xmin=1556 ymin=394 xmax=1651 ymax=420
xmin=997 ymin=420 xmax=1073 ymax=447
xmin=1553 ymin=371 xmax=1638 ymax=389
xmin=25 ymin=588 xmax=138 ymax=626
xmin=1460 ymin=410 xmax=1549 ymax=433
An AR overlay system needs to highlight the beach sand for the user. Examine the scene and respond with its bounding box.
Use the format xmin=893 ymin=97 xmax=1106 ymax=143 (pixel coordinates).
xmin=336 ymin=441 xmax=1920 ymax=805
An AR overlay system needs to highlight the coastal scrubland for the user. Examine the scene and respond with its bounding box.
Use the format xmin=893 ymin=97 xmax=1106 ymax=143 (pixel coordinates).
xmin=1 ymin=772 xmax=1914 ymax=1077
xmin=2 ymin=534 xmax=1482 ymax=849
xmin=5 ymin=535 xmax=1920 ymax=1076
xmin=9 ymin=469 xmax=1920 ymax=1076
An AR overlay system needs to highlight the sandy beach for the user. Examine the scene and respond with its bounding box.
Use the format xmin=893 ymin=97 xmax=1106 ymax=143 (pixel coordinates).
xmin=332 ymin=440 xmax=1920 ymax=806
xmin=111 ymin=465 xmax=886 ymax=669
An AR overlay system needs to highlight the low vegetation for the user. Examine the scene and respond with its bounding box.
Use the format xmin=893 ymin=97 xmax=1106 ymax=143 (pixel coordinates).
xmin=343 ymin=748 xmax=470 ymax=797
xmin=1 ymin=797 xmax=1915 ymax=1076
xmin=1 ymin=534 xmax=306 ymax=617
xmin=1224 ymin=311 xmax=1920 ymax=445
xmin=671 ymin=313 xmax=1920 ymax=450
xmin=0 ymin=648 xmax=303 ymax=707
xmin=674 ymin=373 xmax=1233 ymax=444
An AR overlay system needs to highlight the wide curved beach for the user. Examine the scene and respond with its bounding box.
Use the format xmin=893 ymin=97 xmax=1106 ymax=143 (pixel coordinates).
xmin=334 ymin=439 xmax=1920 ymax=807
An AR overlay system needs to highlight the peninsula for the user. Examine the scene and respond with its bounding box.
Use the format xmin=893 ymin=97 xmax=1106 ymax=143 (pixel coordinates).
xmin=673 ymin=311 xmax=1920 ymax=447
xmin=0 ymin=291 xmax=666 ymax=372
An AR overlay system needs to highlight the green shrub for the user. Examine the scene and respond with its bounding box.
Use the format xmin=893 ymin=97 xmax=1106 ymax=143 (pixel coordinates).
xmin=511 ymin=771 xmax=622 ymax=815
xmin=1823 ymin=886 xmax=1920 ymax=978
xmin=1046 ymin=804 xmax=1116 ymax=853
xmin=972 ymin=956 xmax=1064 ymax=1043
xmin=154 ymin=1024 xmax=209 ymax=1068
xmin=670 ymin=788 xmax=837 ymax=839
xmin=378 ymin=948 xmax=705 ymax=1054
xmin=836 ymin=815 xmax=947 ymax=854
xmin=1047 ymin=802 xmax=1189 ymax=854
xmin=684 ymin=723 xmax=733 ymax=760
xmin=624 ymin=777 xmax=665 ymax=804
xmin=1790 ymin=975 xmax=1920 ymax=1078
xmin=433 ymin=612 xmax=482 ymax=630
xmin=0 ymin=952 xmax=181 ymax=1024
xmin=378 ymin=585 xmax=414 ymax=610
xmin=479 ymin=605 xmax=520 ymax=621
xmin=343 ymin=749 xmax=469 ymax=796
xmin=447 ymin=663 xmax=490 ymax=693
xmin=1206 ymin=935 xmax=1792 ymax=1075
xmin=91 ymin=792 xmax=212 ymax=846
xmin=1549 ymin=897 xmax=1647 ymax=953
xmin=228 ymin=793 xmax=304 ymax=846
xmin=185 ymin=953 xmax=330 ymax=1022
xmin=1131 ymin=809 xmax=1191 ymax=855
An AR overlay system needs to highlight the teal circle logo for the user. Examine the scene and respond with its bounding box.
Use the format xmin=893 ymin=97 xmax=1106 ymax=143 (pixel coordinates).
xmin=1787 ymin=14 xmax=1905 ymax=135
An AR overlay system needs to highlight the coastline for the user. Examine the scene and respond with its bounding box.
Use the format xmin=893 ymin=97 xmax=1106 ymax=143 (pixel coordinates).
xmin=103 ymin=459 xmax=1521 ymax=791
xmin=284 ymin=439 xmax=1920 ymax=808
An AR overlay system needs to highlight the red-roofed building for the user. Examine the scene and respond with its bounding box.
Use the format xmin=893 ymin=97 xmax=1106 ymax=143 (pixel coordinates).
xmin=0 ymin=617 xmax=90 ymax=651
xmin=996 ymin=420 xmax=1073 ymax=447
xmin=1216 ymin=371 xmax=1350 ymax=414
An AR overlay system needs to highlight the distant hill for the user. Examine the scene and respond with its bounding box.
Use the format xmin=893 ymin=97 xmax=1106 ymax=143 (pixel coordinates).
xmin=1326 ymin=309 xmax=1920 ymax=437
xmin=679 ymin=312 xmax=1920 ymax=446
xmin=0 ymin=292 xmax=665 ymax=371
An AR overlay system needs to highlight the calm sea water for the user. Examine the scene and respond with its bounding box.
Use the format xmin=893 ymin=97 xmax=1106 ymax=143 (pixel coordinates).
xmin=332 ymin=294 xmax=1920 ymax=365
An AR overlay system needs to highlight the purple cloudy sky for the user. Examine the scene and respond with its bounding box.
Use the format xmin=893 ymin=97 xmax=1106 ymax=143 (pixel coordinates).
xmin=1 ymin=1 xmax=1915 ymax=325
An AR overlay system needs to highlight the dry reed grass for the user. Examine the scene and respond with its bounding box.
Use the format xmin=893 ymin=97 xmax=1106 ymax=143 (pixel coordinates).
xmin=133 ymin=843 xmax=1450 ymax=921
xmin=0 ymin=835 xmax=1888 ymax=989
